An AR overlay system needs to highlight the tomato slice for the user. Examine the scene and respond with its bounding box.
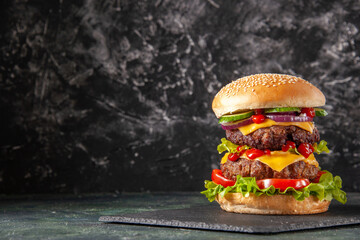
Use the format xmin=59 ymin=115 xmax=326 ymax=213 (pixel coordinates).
xmin=256 ymin=178 xmax=310 ymax=191
xmin=312 ymin=171 xmax=326 ymax=183
xmin=301 ymin=107 xmax=315 ymax=118
xmin=246 ymin=149 xmax=265 ymax=159
xmin=251 ymin=114 xmax=266 ymax=124
xmin=298 ymin=143 xmax=314 ymax=158
xmin=211 ymin=169 xmax=236 ymax=187
xmin=228 ymin=153 xmax=239 ymax=161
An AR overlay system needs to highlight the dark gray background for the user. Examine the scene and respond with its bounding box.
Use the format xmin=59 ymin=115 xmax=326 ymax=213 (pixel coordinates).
xmin=0 ymin=0 xmax=359 ymax=194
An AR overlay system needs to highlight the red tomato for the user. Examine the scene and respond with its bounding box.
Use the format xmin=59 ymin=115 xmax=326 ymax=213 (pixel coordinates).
xmin=286 ymin=141 xmax=296 ymax=149
xmin=301 ymin=108 xmax=315 ymax=118
xmin=256 ymin=178 xmax=310 ymax=191
xmin=312 ymin=171 xmax=326 ymax=183
xmin=254 ymin=109 xmax=263 ymax=115
xmin=211 ymin=169 xmax=236 ymax=187
xmin=282 ymin=144 xmax=290 ymax=152
xmin=236 ymin=146 xmax=243 ymax=152
xmin=251 ymin=114 xmax=266 ymax=124
xmin=298 ymin=143 xmax=314 ymax=158
xmin=236 ymin=146 xmax=246 ymax=156
xmin=246 ymin=149 xmax=264 ymax=159
xmin=228 ymin=153 xmax=239 ymax=161
xmin=282 ymin=141 xmax=296 ymax=152
xmin=264 ymin=149 xmax=271 ymax=156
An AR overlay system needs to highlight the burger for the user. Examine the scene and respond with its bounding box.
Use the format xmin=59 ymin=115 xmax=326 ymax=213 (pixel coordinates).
xmin=201 ymin=73 xmax=347 ymax=215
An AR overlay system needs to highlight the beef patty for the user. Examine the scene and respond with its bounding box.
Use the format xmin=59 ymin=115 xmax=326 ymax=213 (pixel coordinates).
xmin=226 ymin=125 xmax=320 ymax=150
xmin=221 ymin=158 xmax=319 ymax=181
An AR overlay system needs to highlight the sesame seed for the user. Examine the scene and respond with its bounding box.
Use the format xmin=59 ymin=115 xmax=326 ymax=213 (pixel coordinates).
xmin=215 ymin=73 xmax=312 ymax=98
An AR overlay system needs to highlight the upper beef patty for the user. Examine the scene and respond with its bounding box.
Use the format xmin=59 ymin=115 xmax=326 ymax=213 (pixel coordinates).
xmin=226 ymin=125 xmax=320 ymax=150
xmin=221 ymin=158 xmax=319 ymax=181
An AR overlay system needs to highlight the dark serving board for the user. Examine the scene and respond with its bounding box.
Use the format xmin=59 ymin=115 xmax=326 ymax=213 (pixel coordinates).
xmin=99 ymin=195 xmax=360 ymax=233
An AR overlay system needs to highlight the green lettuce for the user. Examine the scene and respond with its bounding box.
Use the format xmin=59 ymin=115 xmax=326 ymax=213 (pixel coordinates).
xmin=314 ymin=108 xmax=328 ymax=116
xmin=201 ymin=170 xmax=347 ymax=204
xmin=217 ymin=138 xmax=238 ymax=153
xmin=217 ymin=138 xmax=250 ymax=154
xmin=218 ymin=138 xmax=330 ymax=156
xmin=313 ymin=140 xmax=330 ymax=154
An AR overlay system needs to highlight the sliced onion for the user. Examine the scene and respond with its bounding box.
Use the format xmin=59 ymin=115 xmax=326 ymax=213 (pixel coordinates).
xmin=221 ymin=114 xmax=312 ymax=130
xmin=266 ymin=111 xmax=297 ymax=116
xmin=221 ymin=118 xmax=253 ymax=130
xmin=266 ymin=115 xmax=313 ymax=122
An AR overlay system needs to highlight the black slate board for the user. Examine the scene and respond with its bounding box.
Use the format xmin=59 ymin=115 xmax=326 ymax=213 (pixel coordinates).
xmin=99 ymin=197 xmax=360 ymax=233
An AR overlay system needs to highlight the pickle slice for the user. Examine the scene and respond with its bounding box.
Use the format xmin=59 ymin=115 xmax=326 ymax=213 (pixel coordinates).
xmin=264 ymin=107 xmax=301 ymax=113
xmin=314 ymin=108 xmax=328 ymax=116
xmin=219 ymin=107 xmax=327 ymax=124
xmin=264 ymin=107 xmax=327 ymax=116
xmin=218 ymin=111 xmax=254 ymax=124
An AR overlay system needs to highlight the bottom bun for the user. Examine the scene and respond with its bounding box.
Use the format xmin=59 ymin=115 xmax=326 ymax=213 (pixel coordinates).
xmin=216 ymin=193 xmax=330 ymax=215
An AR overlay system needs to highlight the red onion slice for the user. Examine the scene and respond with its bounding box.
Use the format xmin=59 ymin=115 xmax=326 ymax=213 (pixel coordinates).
xmin=221 ymin=114 xmax=312 ymax=130
xmin=266 ymin=111 xmax=297 ymax=116
xmin=266 ymin=115 xmax=313 ymax=122
xmin=221 ymin=118 xmax=253 ymax=130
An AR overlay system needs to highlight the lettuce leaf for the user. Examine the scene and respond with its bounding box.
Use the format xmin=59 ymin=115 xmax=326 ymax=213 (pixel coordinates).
xmin=201 ymin=170 xmax=347 ymax=204
xmin=217 ymin=138 xmax=250 ymax=154
xmin=217 ymin=138 xmax=329 ymax=156
xmin=313 ymin=140 xmax=330 ymax=154
xmin=217 ymin=138 xmax=239 ymax=153
xmin=314 ymin=108 xmax=328 ymax=117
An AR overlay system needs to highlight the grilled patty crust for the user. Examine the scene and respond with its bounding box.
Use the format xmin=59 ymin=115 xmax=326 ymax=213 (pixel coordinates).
xmin=221 ymin=158 xmax=319 ymax=181
xmin=226 ymin=125 xmax=320 ymax=150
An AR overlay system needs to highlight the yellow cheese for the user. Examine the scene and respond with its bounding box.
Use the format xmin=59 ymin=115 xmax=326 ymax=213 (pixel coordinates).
xmin=221 ymin=153 xmax=229 ymax=164
xmin=220 ymin=151 xmax=318 ymax=172
xmin=248 ymin=151 xmax=318 ymax=172
xmin=238 ymin=119 xmax=314 ymax=136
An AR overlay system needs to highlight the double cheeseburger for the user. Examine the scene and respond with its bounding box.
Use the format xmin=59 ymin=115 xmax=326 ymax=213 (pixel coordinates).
xmin=201 ymin=73 xmax=347 ymax=215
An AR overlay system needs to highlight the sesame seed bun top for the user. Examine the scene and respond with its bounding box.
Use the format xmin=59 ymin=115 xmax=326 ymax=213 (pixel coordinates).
xmin=212 ymin=73 xmax=326 ymax=118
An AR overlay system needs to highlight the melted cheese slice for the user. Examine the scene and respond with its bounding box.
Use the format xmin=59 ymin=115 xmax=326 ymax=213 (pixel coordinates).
xmin=221 ymin=151 xmax=318 ymax=172
xmin=238 ymin=119 xmax=314 ymax=136
xmin=221 ymin=153 xmax=230 ymax=164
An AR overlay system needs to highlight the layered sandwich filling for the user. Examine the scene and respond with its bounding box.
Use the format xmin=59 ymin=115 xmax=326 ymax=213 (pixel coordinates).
xmin=220 ymin=151 xmax=319 ymax=181
xmin=226 ymin=125 xmax=319 ymax=150
xmin=202 ymin=107 xmax=347 ymax=204
xmin=217 ymin=107 xmax=328 ymax=179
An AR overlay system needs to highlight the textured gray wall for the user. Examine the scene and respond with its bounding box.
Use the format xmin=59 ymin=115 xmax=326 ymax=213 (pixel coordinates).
xmin=0 ymin=0 xmax=359 ymax=193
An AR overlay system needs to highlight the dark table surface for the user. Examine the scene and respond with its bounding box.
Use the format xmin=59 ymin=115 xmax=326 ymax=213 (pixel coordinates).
xmin=1 ymin=192 xmax=359 ymax=239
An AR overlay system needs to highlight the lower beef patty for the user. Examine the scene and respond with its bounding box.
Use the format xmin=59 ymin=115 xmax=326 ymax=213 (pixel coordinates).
xmin=221 ymin=158 xmax=319 ymax=181
xmin=226 ymin=125 xmax=320 ymax=150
